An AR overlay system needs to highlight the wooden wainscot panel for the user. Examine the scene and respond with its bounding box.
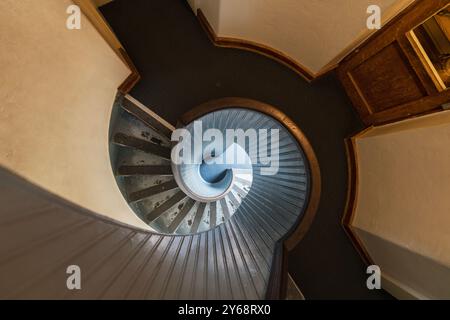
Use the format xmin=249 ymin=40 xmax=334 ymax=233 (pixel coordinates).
xmin=338 ymin=0 xmax=450 ymax=126
xmin=348 ymin=41 xmax=427 ymax=113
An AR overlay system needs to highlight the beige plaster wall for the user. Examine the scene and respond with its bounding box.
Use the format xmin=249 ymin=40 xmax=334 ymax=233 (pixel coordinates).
xmin=353 ymin=110 xmax=450 ymax=299
xmin=0 ymin=0 xmax=150 ymax=230
xmin=191 ymin=0 xmax=415 ymax=74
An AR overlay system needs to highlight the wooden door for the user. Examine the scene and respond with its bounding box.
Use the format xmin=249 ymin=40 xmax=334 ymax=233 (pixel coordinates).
xmin=338 ymin=0 xmax=450 ymax=125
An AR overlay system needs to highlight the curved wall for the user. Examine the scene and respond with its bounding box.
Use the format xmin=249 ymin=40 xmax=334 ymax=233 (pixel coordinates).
xmin=0 ymin=0 xmax=150 ymax=229
xmin=189 ymin=0 xmax=414 ymax=75
xmin=352 ymin=110 xmax=450 ymax=299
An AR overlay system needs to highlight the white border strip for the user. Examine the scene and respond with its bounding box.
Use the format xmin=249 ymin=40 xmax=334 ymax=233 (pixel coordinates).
xmin=125 ymin=94 xmax=176 ymax=132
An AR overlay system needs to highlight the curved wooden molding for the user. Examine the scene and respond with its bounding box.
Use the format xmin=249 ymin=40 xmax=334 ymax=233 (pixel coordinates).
xmin=197 ymin=9 xmax=323 ymax=82
xmin=342 ymin=136 xmax=374 ymax=266
xmin=117 ymin=48 xmax=141 ymax=94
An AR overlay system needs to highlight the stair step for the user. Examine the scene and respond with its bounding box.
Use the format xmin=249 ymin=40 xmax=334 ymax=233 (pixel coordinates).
xmin=113 ymin=133 xmax=171 ymax=160
xmin=190 ymin=202 xmax=207 ymax=234
xmin=167 ymin=198 xmax=195 ymax=233
xmin=117 ymin=165 xmax=172 ymax=176
xmin=210 ymin=201 xmax=217 ymax=228
xmin=122 ymin=97 xmax=173 ymax=138
xmin=145 ymin=191 xmax=187 ymax=223
xmin=220 ymin=198 xmax=231 ymax=220
xmin=128 ymin=180 xmax=178 ymax=202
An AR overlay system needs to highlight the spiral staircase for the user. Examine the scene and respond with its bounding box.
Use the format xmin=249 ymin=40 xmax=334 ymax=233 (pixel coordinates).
xmin=0 ymin=95 xmax=319 ymax=299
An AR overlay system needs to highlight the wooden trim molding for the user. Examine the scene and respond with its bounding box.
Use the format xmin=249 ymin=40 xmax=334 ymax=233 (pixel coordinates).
xmin=342 ymin=136 xmax=374 ymax=266
xmin=74 ymin=0 xmax=140 ymax=93
xmin=117 ymin=48 xmax=141 ymax=94
xmin=196 ymin=4 xmax=414 ymax=83
xmin=180 ymin=97 xmax=321 ymax=299
xmin=196 ymin=9 xmax=322 ymax=82
xmin=74 ymin=0 xmax=124 ymax=63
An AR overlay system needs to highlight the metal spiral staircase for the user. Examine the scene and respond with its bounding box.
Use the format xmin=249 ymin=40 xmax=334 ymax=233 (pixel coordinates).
xmin=0 ymin=95 xmax=318 ymax=299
